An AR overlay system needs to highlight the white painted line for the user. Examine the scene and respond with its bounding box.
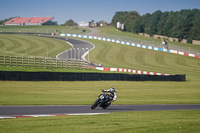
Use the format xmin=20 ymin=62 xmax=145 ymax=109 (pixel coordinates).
xmin=0 ymin=113 xmax=108 ymax=119
xmin=0 ymin=116 xmax=16 ymax=119
xmin=24 ymin=114 xmax=54 ymax=117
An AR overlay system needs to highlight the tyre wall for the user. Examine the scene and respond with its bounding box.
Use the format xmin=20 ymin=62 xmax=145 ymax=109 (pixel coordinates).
xmin=0 ymin=71 xmax=186 ymax=81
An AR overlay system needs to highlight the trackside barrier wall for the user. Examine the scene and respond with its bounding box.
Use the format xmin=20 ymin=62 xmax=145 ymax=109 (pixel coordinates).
xmin=0 ymin=71 xmax=186 ymax=81
xmin=90 ymin=67 xmax=170 ymax=76
xmin=59 ymin=34 xmax=200 ymax=59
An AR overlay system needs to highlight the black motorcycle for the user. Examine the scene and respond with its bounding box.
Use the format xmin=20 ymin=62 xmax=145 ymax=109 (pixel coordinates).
xmin=91 ymin=89 xmax=113 ymax=109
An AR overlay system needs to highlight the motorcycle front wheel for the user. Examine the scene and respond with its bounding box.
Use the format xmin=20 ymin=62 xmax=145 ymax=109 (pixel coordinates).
xmin=91 ymin=99 xmax=99 ymax=109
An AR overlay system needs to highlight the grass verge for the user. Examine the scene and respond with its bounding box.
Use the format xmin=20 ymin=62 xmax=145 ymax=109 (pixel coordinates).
xmin=0 ymin=81 xmax=199 ymax=105
xmin=0 ymin=110 xmax=200 ymax=133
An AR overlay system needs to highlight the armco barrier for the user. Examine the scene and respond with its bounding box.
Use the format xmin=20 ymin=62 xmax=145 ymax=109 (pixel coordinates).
xmin=59 ymin=33 xmax=200 ymax=59
xmin=0 ymin=71 xmax=186 ymax=81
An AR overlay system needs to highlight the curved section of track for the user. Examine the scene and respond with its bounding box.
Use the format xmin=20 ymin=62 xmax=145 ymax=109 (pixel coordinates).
xmin=54 ymin=37 xmax=95 ymax=61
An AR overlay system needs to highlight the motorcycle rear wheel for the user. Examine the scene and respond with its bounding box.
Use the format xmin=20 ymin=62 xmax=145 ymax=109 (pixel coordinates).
xmin=102 ymin=102 xmax=111 ymax=109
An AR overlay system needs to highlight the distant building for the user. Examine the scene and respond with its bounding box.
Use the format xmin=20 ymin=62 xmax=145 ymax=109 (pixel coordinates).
xmin=78 ymin=22 xmax=89 ymax=27
xmin=117 ymin=22 xmax=121 ymax=29
xmin=4 ymin=17 xmax=54 ymax=26
xmin=79 ymin=20 xmax=97 ymax=27
xmin=89 ymin=20 xmax=97 ymax=27
xmin=117 ymin=22 xmax=124 ymax=30
xmin=121 ymin=24 xmax=124 ymax=30
xmin=97 ymin=20 xmax=107 ymax=27
xmin=79 ymin=20 xmax=107 ymax=27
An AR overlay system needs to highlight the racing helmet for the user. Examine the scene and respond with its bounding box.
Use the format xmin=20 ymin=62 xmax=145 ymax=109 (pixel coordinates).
xmin=109 ymin=87 xmax=115 ymax=93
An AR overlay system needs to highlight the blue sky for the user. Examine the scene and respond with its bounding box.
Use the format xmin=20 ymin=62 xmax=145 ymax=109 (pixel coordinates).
xmin=1 ymin=0 xmax=200 ymax=24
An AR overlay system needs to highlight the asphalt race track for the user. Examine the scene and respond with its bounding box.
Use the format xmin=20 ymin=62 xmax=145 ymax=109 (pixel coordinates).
xmin=0 ymin=105 xmax=200 ymax=116
xmin=54 ymin=37 xmax=94 ymax=60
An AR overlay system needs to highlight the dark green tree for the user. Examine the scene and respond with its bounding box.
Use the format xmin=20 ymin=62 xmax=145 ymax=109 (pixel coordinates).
xmin=111 ymin=9 xmax=200 ymax=41
xmin=62 ymin=19 xmax=76 ymax=26
xmin=0 ymin=17 xmax=19 ymax=25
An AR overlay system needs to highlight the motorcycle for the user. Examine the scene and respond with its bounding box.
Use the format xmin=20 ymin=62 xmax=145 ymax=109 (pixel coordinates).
xmin=91 ymin=89 xmax=113 ymax=109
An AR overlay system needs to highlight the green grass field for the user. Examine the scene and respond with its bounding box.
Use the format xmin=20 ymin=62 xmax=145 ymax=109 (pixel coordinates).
xmin=0 ymin=27 xmax=200 ymax=133
xmin=0 ymin=110 xmax=200 ymax=133
xmin=0 ymin=81 xmax=200 ymax=105
xmin=0 ymin=34 xmax=72 ymax=58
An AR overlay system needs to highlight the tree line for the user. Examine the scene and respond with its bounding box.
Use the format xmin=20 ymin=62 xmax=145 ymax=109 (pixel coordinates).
xmin=111 ymin=9 xmax=200 ymax=43
xmin=0 ymin=17 xmax=16 ymax=25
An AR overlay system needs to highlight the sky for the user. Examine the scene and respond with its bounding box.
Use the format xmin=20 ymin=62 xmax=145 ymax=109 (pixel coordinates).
xmin=0 ymin=0 xmax=200 ymax=24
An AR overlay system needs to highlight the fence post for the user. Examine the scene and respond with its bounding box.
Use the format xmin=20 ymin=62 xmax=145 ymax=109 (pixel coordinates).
xmin=66 ymin=59 xmax=68 ymax=68
xmin=10 ymin=56 xmax=12 ymax=66
xmin=28 ymin=57 xmax=30 ymax=68
xmin=45 ymin=58 xmax=47 ymax=68
xmin=22 ymin=57 xmax=24 ymax=68
xmin=51 ymin=58 xmax=53 ymax=69
xmin=56 ymin=59 xmax=58 ymax=68
xmin=71 ymin=59 xmax=73 ymax=69
xmin=62 ymin=59 xmax=63 ymax=69
xmin=34 ymin=57 xmax=36 ymax=68
xmin=4 ymin=55 xmax=6 ymax=66
xmin=16 ymin=56 xmax=18 ymax=67
xmin=40 ymin=58 xmax=41 ymax=68
xmin=66 ymin=59 xmax=68 ymax=69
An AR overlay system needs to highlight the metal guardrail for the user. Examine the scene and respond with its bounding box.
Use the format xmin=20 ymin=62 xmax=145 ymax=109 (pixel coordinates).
xmin=0 ymin=56 xmax=88 ymax=69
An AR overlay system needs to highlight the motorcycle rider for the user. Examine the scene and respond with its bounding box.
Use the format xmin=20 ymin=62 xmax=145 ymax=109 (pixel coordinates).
xmin=101 ymin=87 xmax=117 ymax=104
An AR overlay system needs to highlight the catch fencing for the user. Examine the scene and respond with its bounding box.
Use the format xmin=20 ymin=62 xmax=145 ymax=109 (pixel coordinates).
xmin=0 ymin=56 xmax=88 ymax=69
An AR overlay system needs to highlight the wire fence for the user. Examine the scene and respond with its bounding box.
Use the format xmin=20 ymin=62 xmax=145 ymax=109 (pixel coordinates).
xmin=0 ymin=27 xmax=87 ymax=35
xmin=99 ymin=33 xmax=200 ymax=55
xmin=0 ymin=56 xmax=89 ymax=69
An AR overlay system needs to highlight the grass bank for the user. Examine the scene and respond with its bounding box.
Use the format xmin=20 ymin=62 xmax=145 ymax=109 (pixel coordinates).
xmin=98 ymin=26 xmax=200 ymax=53
xmin=0 ymin=34 xmax=71 ymax=58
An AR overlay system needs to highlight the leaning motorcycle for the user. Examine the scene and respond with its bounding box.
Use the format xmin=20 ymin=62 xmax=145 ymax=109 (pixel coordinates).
xmin=91 ymin=89 xmax=112 ymax=109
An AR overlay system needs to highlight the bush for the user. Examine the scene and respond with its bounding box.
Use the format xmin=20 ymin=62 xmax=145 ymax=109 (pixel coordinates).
xmin=187 ymin=38 xmax=192 ymax=44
